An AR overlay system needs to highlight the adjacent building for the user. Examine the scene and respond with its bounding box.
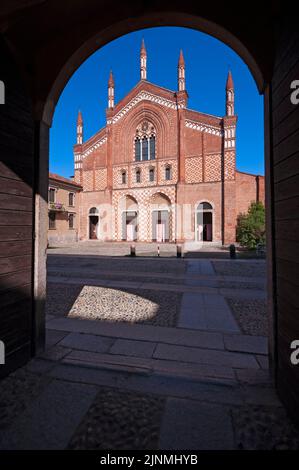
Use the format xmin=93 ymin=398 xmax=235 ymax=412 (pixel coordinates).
xmin=48 ymin=173 xmax=82 ymax=246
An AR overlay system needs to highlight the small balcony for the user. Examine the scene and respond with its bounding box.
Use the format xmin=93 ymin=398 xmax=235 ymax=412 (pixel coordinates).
xmin=48 ymin=202 xmax=65 ymax=212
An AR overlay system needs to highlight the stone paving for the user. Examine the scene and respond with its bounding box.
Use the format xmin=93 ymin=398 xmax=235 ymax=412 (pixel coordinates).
xmin=1 ymin=242 xmax=299 ymax=449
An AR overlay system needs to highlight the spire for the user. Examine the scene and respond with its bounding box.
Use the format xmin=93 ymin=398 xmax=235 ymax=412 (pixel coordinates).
xmin=226 ymin=70 xmax=234 ymax=116
xmin=178 ymin=49 xmax=186 ymax=91
xmin=108 ymin=69 xmax=114 ymax=87
xmin=178 ymin=49 xmax=185 ymax=66
xmin=76 ymin=110 xmax=83 ymax=144
xmin=140 ymin=38 xmax=147 ymax=80
xmin=226 ymin=70 xmax=234 ymax=90
xmin=108 ymin=70 xmax=114 ymax=109
xmin=77 ymin=110 xmax=83 ymax=125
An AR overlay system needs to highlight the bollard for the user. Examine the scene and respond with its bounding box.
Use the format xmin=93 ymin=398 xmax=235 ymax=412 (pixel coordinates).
xmin=130 ymin=245 xmax=136 ymax=257
xmin=229 ymin=244 xmax=236 ymax=259
xmin=157 ymin=245 xmax=160 ymax=257
xmin=177 ymin=245 xmax=182 ymax=258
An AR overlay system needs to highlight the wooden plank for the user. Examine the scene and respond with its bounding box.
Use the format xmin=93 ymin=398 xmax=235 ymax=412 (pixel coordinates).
xmin=274 ymin=174 xmax=299 ymax=201
xmin=274 ymin=151 xmax=299 ymax=183
xmin=276 ymin=275 xmax=299 ymax=309
xmin=0 ymin=255 xmax=32 ymax=275
xmin=0 ymin=240 xmax=32 ymax=258
xmin=272 ymin=59 xmax=299 ymax=112
xmin=273 ymin=106 xmax=299 ymax=147
xmin=0 ymin=269 xmax=32 ymax=293
xmin=275 ymin=196 xmax=299 ymax=220
xmin=273 ymin=128 xmax=299 ymax=164
xmin=0 ymin=210 xmax=33 ymax=226
xmin=0 ymin=177 xmax=32 ymax=198
xmin=0 ymin=193 xmax=32 ymax=211
xmin=276 ymin=239 xmax=299 ymax=263
xmin=276 ymin=219 xmax=299 ymax=243
xmin=0 ymin=283 xmax=31 ymax=308
xmin=0 ymin=226 xmax=32 ymax=242
xmin=276 ymin=258 xmax=299 ymax=286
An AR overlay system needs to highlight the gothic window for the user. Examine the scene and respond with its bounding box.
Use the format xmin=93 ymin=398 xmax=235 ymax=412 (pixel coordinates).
xmin=165 ymin=166 xmax=171 ymax=181
xmin=136 ymin=169 xmax=141 ymax=183
xmin=149 ymin=168 xmax=155 ymax=182
xmin=121 ymin=171 xmax=127 ymax=184
xmin=134 ymin=121 xmax=156 ymax=161
xmin=142 ymin=137 xmax=148 ymax=161
xmin=135 ymin=138 xmax=141 ymax=161
xmin=150 ymin=135 xmax=155 ymax=160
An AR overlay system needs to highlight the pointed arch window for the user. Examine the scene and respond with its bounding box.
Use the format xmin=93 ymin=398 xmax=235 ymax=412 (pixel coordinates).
xmin=121 ymin=170 xmax=127 ymax=184
xmin=135 ymin=137 xmax=141 ymax=161
xmin=150 ymin=135 xmax=155 ymax=160
xmin=142 ymin=137 xmax=148 ymax=161
xmin=136 ymin=169 xmax=141 ymax=183
xmin=134 ymin=121 xmax=156 ymax=161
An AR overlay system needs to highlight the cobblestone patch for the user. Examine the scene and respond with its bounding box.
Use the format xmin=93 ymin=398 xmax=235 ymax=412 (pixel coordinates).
xmin=226 ymin=298 xmax=267 ymax=336
xmin=0 ymin=368 xmax=50 ymax=430
xmin=46 ymin=283 xmax=83 ymax=317
xmin=48 ymin=257 xmax=186 ymax=274
xmin=212 ymin=261 xmax=266 ymax=278
xmin=68 ymin=387 xmax=165 ymax=450
xmin=48 ymin=271 xmax=184 ymax=285
xmin=232 ymin=405 xmax=299 ymax=450
xmin=46 ymin=283 xmax=181 ymax=327
xmin=218 ymin=281 xmax=265 ymax=290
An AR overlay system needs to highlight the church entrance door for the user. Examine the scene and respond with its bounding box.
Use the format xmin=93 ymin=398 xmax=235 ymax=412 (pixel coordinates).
xmin=89 ymin=215 xmax=99 ymax=239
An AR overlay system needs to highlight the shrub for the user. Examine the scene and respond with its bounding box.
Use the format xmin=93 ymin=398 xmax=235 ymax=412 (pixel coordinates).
xmin=236 ymin=201 xmax=265 ymax=249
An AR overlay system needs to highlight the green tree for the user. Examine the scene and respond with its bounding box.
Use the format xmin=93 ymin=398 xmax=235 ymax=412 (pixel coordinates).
xmin=236 ymin=201 xmax=265 ymax=249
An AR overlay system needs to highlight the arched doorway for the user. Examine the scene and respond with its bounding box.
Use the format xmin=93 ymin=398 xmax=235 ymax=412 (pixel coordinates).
xmin=89 ymin=207 xmax=99 ymax=240
xmin=122 ymin=196 xmax=138 ymax=241
xmin=151 ymin=193 xmax=171 ymax=242
xmin=196 ymin=202 xmax=213 ymax=242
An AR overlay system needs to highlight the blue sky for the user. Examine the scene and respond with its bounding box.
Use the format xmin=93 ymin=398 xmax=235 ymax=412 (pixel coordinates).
xmin=50 ymin=26 xmax=264 ymax=177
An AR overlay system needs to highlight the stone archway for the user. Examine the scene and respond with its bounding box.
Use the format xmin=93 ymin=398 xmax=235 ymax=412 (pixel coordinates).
xmin=1 ymin=2 xmax=299 ymax=421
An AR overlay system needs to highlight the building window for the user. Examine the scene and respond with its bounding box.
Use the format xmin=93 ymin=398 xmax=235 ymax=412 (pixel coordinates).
xmin=142 ymin=137 xmax=148 ymax=161
xmin=121 ymin=171 xmax=127 ymax=184
xmin=69 ymin=192 xmax=74 ymax=207
xmin=49 ymin=188 xmax=55 ymax=203
xmin=135 ymin=138 xmax=141 ymax=161
xmin=49 ymin=212 xmax=56 ymax=229
xmin=134 ymin=121 xmax=156 ymax=161
xmin=149 ymin=168 xmax=155 ymax=182
xmin=150 ymin=135 xmax=155 ymax=160
xmin=69 ymin=213 xmax=74 ymax=229
xmin=165 ymin=166 xmax=171 ymax=180
xmin=136 ymin=169 xmax=141 ymax=183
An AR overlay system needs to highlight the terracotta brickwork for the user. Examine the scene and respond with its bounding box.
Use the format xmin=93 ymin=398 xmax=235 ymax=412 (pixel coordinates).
xmin=72 ymin=45 xmax=264 ymax=244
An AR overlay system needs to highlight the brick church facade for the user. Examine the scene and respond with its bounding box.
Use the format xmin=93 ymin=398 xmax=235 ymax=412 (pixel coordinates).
xmin=73 ymin=40 xmax=264 ymax=244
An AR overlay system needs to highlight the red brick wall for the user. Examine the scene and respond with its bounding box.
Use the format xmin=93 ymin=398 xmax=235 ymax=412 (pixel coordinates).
xmin=235 ymin=170 xmax=265 ymax=216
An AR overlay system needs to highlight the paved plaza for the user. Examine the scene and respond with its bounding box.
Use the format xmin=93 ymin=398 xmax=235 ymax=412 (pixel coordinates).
xmin=1 ymin=242 xmax=298 ymax=450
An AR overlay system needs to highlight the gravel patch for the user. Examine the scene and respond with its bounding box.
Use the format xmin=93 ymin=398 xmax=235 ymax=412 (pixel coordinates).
xmin=46 ymin=283 xmax=181 ymax=327
xmin=226 ymin=298 xmax=267 ymax=336
xmin=68 ymin=387 xmax=165 ymax=450
xmin=213 ymin=260 xmax=266 ymax=278
xmin=0 ymin=368 xmax=50 ymax=430
xmin=232 ymin=405 xmax=299 ymax=450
